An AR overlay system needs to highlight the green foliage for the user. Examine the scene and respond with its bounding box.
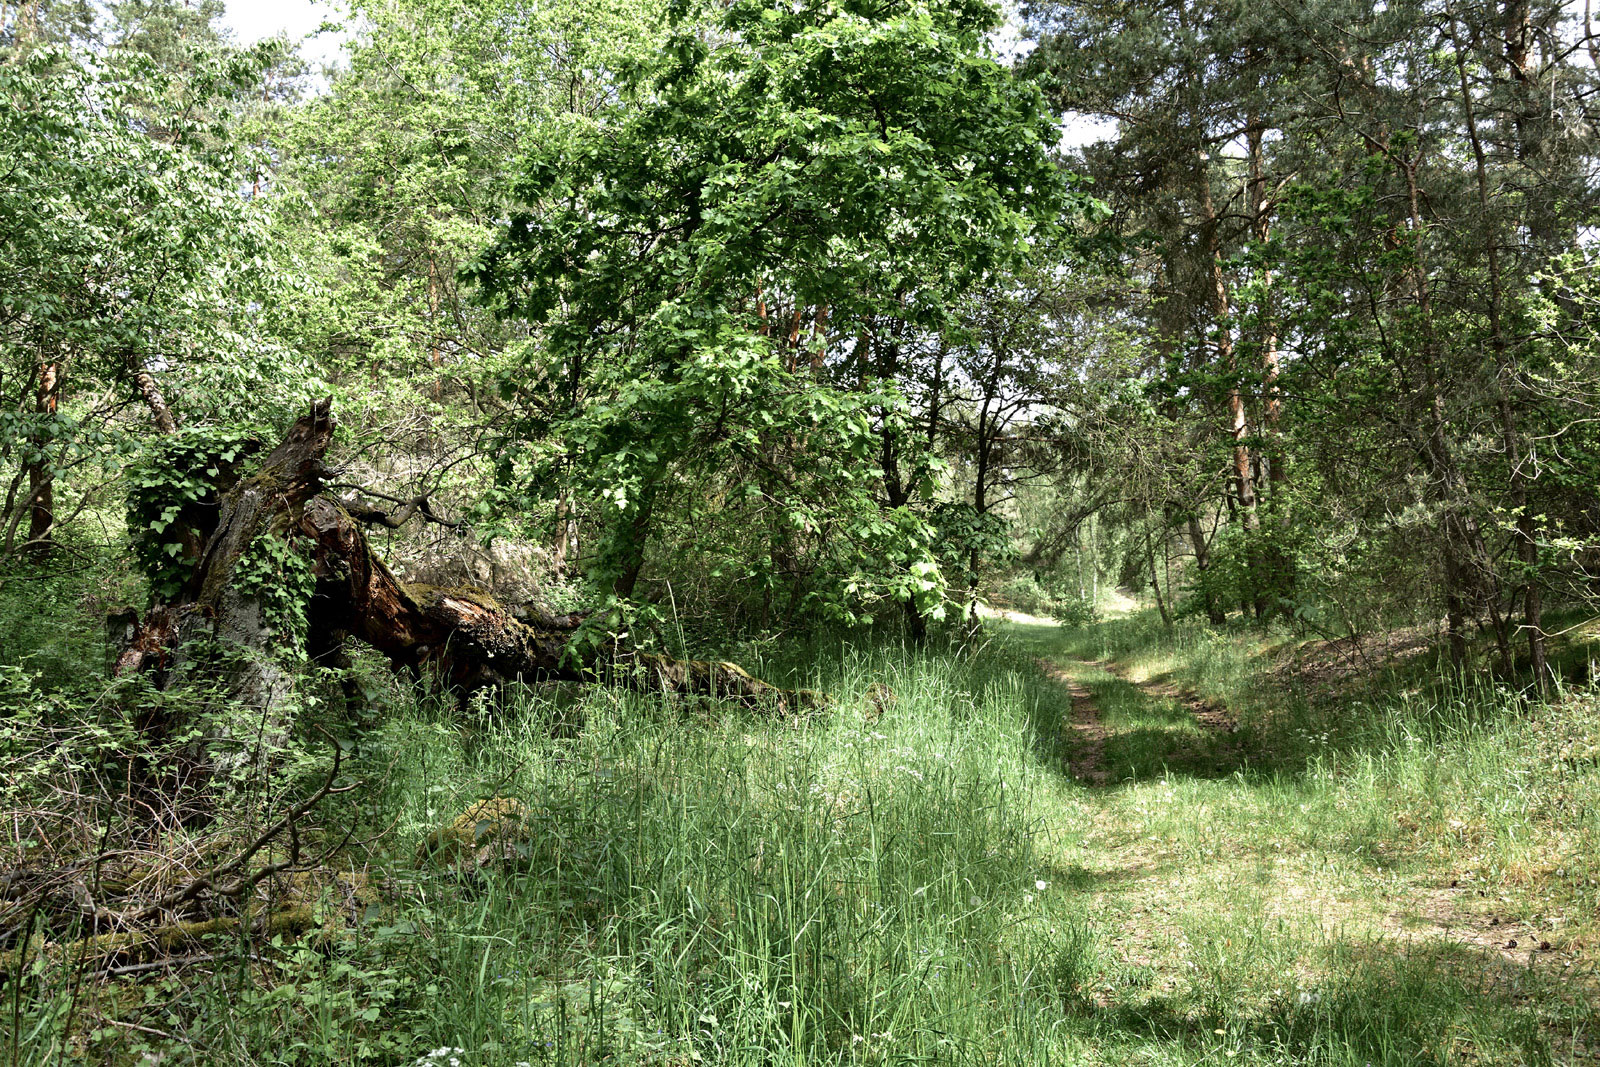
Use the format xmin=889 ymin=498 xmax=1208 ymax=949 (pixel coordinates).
xmin=0 ymin=548 xmax=140 ymax=686
xmin=470 ymin=0 xmax=1088 ymax=617
xmin=125 ymin=425 xmax=258 ymax=599
xmin=0 ymin=44 xmax=314 ymax=420
xmin=0 ymin=22 xmax=322 ymax=566
xmin=235 ymin=528 xmax=318 ymax=645
xmin=1019 ymin=0 xmax=1600 ymax=662
xmin=992 ymin=570 xmax=1097 ymax=625
xmin=10 ymin=0 xmax=1600 ymax=1058
xmin=932 ymin=502 xmax=1015 ymax=578
xmin=1177 ymin=521 xmax=1300 ymax=626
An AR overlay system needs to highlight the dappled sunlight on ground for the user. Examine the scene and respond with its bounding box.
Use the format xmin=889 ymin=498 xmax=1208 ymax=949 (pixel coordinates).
xmin=975 ymin=603 xmax=1060 ymax=627
xmin=1006 ymin=617 xmax=1600 ymax=1064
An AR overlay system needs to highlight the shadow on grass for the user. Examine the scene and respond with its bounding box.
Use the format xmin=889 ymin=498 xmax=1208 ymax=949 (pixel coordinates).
xmin=1064 ymin=934 xmax=1589 ymax=1066
xmin=1002 ymin=614 xmax=1564 ymax=789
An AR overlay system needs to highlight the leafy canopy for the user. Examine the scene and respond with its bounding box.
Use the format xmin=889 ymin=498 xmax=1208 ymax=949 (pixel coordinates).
xmin=472 ymin=0 xmax=1092 ymax=617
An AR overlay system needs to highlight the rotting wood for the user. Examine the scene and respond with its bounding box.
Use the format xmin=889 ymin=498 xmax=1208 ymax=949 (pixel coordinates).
xmin=113 ymin=399 xmax=825 ymax=726
xmin=0 ymin=906 xmax=314 ymax=977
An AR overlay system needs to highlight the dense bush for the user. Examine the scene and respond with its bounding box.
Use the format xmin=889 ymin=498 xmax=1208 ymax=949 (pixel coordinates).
xmin=991 ymin=571 xmax=1098 ymax=625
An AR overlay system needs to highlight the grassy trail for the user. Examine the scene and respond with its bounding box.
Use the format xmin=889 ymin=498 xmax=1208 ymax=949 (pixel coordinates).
xmin=1008 ymin=617 xmax=1599 ymax=1065
xmin=21 ymin=613 xmax=1595 ymax=1065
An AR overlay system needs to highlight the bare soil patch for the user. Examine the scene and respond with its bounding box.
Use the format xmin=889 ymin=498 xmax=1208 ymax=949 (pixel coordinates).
xmin=1269 ymin=624 xmax=1438 ymax=698
xmin=1035 ymin=657 xmax=1113 ymax=786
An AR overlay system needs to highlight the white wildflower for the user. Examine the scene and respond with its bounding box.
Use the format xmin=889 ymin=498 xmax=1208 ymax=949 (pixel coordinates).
xmin=416 ymin=1050 xmax=465 ymax=1067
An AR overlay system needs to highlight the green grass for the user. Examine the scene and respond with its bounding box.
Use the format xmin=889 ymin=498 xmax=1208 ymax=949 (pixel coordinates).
xmin=8 ymin=619 xmax=1599 ymax=1065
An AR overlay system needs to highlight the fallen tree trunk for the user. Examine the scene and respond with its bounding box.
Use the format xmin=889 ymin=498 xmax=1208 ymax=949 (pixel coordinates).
xmin=0 ymin=905 xmax=315 ymax=977
xmin=297 ymin=492 xmax=814 ymax=706
xmin=115 ymin=400 xmax=821 ymax=743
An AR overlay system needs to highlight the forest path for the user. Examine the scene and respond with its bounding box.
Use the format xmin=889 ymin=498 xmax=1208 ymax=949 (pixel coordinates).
xmin=1033 ymin=656 xmax=1113 ymax=786
xmin=1032 ymin=651 xmax=1241 ymax=786
xmin=1007 ymin=620 xmax=1596 ymax=1058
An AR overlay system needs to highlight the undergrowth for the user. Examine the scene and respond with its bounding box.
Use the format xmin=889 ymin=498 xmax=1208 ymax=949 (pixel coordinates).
xmin=5 ymin=615 xmax=1598 ymax=1064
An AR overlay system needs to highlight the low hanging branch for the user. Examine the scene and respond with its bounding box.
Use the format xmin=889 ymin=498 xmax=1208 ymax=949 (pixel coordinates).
xmin=329 ymin=484 xmax=466 ymax=530
xmin=115 ymin=399 xmax=823 ymax=724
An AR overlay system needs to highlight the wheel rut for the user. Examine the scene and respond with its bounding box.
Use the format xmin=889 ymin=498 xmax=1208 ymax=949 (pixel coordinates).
xmin=1035 ymin=656 xmax=1120 ymax=785
xmin=1037 ymin=656 xmax=1236 ymax=785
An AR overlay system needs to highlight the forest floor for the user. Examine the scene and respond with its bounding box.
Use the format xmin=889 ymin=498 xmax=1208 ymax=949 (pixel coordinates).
xmin=1009 ymin=615 xmax=1600 ymax=1065
xmin=11 ymin=608 xmax=1600 ymax=1066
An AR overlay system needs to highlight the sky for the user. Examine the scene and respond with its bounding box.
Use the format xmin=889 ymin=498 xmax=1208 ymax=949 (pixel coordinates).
xmin=221 ymin=0 xmax=346 ymax=68
xmin=225 ymin=0 xmax=1117 ymax=146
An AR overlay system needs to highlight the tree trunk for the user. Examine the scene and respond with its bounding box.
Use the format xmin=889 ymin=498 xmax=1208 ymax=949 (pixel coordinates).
xmin=1247 ymin=118 xmax=1286 ymax=503
xmin=1395 ymin=151 xmax=1512 ymax=674
xmin=1188 ymin=514 xmax=1227 ymax=625
xmin=873 ymin=330 xmax=929 ymax=644
xmin=1146 ymin=530 xmax=1171 ymax=627
xmin=1198 ymin=167 xmax=1257 ymax=529
xmin=24 ymin=361 xmax=60 ymax=554
xmin=1453 ymin=18 xmax=1548 ymax=689
xmin=968 ymin=365 xmax=993 ymax=631
xmin=130 ymin=359 xmax=177 ymax=435
xmin=114 ymin=402 xmax=822 ymax=758
xmin=607 ymin=479 xmax=657 ymax=601
xmin=551 ymin=492 xmax=577 ymax=575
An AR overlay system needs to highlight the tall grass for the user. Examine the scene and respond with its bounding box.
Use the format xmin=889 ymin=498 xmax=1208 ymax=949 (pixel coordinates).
xmin=359 ymin=643 xmax=1069 ymax=1064
xmin=8 ymin=624 xmax=1596 ymax=1065
xmin=1 ymin=639 xmax=1096 ymax=1065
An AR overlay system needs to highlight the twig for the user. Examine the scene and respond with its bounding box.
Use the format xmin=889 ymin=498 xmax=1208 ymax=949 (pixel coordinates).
xmin=327 ymin=484 xmax=466 ymax=530
xmin=126 ymin=732 xmax=353 ymax=922
xmin=100 ymin=952 xmax=262 ymax=979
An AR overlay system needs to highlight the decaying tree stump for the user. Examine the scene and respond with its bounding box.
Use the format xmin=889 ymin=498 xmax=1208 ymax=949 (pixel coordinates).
xmin=114 ymin=400 xmax=821 ymax=749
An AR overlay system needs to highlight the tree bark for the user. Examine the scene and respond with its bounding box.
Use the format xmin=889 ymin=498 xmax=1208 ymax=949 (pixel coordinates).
xmin=1246 ymin=118 xmax=1286 ymax=502
xmin=130 ymin=361 xmax=177 ymax=435
xmin=1146 ymin=530 xmax=1171 ymax=627
xmin=1390 ymin=149 xmax=1511 ymax=673
xmin=1453 ymin=14 xmax=1548 ymax=688
xmin=1197 ymin=165 xmax=1257 ymax=529
xmin=24 ymin=360 xmax=60 ymax=553
xmin=1188 ymin=514 xmax=1227 ymax=625
xmin=607 ymin=479 xmax=657 ymax=601
xmin=872 ymin=328 xmax=928 ymax=644
xmin=114 ymin=402 xmax=820 ymax=748
xmin=551 ymin=491 xmax=577 ymax=575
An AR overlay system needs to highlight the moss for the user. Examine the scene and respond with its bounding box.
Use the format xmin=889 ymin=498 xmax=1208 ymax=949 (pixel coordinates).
xmin=417 ymin=797 xmax=529 ymax=868
xmin=405 ymin=582 xmax=506 ymax=613
xmin=0 ymin=905 xmax=314 ymax=973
